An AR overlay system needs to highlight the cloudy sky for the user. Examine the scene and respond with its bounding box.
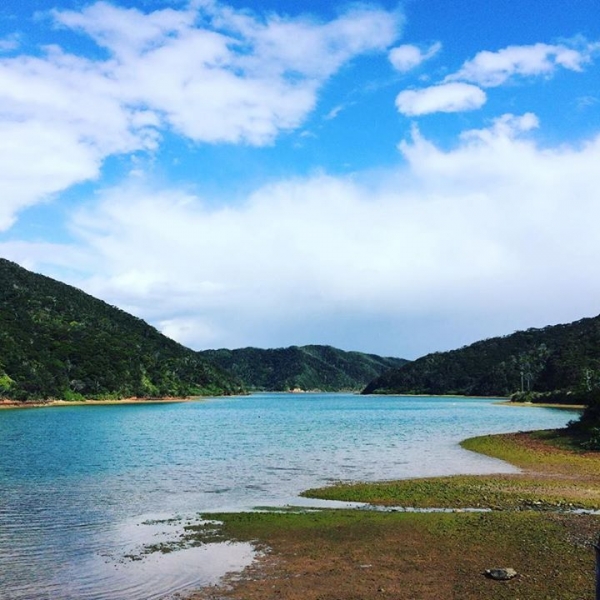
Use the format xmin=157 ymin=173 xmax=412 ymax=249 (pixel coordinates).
xmin=1 ymin=0 xmax=600 ymax=359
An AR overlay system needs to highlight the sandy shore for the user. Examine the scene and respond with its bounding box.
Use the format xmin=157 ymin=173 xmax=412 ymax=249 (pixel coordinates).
xmin=496 ymin=400 xmax=585 ymax=409
xmin=0 ymin=396 xmax=200 ymax=409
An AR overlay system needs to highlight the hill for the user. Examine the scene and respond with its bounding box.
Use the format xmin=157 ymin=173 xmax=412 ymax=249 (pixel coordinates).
xmin=0 ymin=259 xmax=243 ymax=401
xmin=362 ymin=315 xmax=600 ymax=397
xmin=201 ymin=345 xmax=407 ymax=392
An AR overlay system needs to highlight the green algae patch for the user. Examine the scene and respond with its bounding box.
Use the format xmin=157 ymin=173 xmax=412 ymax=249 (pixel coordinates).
xmin=188 ymin=509 xmax=431 ymax=543
xmin=302 ymin=475 xmax=599 ymax=510
xmin=460 ymin=430 xmax=599 ymax=471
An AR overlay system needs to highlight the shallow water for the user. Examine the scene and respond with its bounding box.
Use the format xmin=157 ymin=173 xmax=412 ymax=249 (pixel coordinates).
xmin=0 ymin=393 xmax=579 ymax=599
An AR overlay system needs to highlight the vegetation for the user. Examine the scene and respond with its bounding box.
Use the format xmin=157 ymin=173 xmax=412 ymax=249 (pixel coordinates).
xmin=200 ymin=345 xmax=406 ymax=392
xmin=0 ymin=258 xmax=244 ymax=401
xmin=565 ymin=391 xmax=600 ymax=449
xmin=362 ymin=314 xmax=600 ymax=397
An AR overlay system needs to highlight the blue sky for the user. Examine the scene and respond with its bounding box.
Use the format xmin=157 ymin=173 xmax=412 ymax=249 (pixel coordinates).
xmin=2 ymin=0 xmax=600 ymax=359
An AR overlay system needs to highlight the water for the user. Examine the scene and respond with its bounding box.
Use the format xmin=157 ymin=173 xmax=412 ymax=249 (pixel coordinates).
xmin=0 ymin=393 xmax=579 ymax=599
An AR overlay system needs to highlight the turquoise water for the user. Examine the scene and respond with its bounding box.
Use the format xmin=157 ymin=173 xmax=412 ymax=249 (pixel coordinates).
xmin=0 ymin=393 xmax=579 ymax=599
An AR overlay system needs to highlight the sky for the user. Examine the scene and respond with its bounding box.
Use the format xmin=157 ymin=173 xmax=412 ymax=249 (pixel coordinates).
xmin=1 ymin=0 xmax=600 ymax=359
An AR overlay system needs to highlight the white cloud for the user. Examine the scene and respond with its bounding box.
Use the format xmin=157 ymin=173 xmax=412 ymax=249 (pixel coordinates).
xmin=449 ymin=42 xmax=595 ymax=87
xmin=395 ymin=82 xmax=486 ymax=116
xmin=577 ymin=95 xmax=599 ymax=109
xmin=10 ymin=113 xmax=595 ymax=355
xmin=0 ymin=35 xmax=20 ymax=52
xmin=0 ymin=1 xmax=401 ymax=231
xmin=53 ymin=1 xmax=400 ymax=144
xmin=324 ymin=105 xmax=345 ymax=120
xmin=389 ymin=41 xmax=441 ymax=72
xmin=0 ymin=240 xmax=93 ymax=274
xmin=0 ymin=48 xmax=157 ymax=230
xmin=53 ymin=2 xmax=196 ymax=57
xmin=0 ymin=120 xmax=101 ymax=230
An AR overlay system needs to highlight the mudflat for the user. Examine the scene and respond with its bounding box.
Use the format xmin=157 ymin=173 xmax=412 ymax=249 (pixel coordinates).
xmin=188 ymin=430 xmax=600 ymax=600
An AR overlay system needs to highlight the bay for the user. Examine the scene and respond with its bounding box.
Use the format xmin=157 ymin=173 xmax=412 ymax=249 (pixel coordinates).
xmin=0 ymin=393 xmax=579 ymax=599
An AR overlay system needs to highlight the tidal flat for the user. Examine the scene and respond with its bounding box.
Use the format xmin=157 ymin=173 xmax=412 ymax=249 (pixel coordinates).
xmin=188 ymin=430 xmax=600 ymax=600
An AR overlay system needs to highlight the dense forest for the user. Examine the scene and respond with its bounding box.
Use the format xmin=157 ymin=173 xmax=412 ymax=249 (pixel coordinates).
xmin=0 ymin=259 xmax=243 ymax=401
xmin=362 ymin=315 xmax=600 ymax=398
xmin=201 ymin=345 xmax=407 ymax=392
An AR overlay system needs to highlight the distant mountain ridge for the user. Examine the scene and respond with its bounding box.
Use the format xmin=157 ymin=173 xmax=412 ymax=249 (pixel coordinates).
xmin=201 ymin=345 xmax=407 ymax=392
xmin=362 ymin=315 xmax=600 ymax=397
xmin=0 ymin=258 xmax=243 ymax=401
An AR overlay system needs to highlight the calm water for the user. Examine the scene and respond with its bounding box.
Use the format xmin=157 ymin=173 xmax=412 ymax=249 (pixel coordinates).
xmin=0 ymin=393 xmax=579 ymax=599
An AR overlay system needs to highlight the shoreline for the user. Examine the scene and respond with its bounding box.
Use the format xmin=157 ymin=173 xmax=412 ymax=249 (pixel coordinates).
xmin=496 ymin=400 xmax=585 ymax=409
xmin=363 ymin=393 xmax=509 ymax=399
xmin=2 ymin=392 xmax=583 ymax=410
xmin=0 ymin=396 xmax=204 ymax=410
xmin=0 ymin=392 xmax=503 ymax=410
xmin=301 ymin=429 xmax=600 ymax=510
xmin=187 ymin=429 xmax=600 ymax=600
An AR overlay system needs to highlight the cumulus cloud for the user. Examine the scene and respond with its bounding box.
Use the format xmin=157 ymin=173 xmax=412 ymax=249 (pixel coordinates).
xmin=393 ymin=40 xmax=599 ymax=116
xmin=0 ymin=120 xmax=102 ymax=230
xmin=389 ymin=41 xmax=441 ymax=72
xmin=0 ymin=48 xmax=157 ymax=230
xmin=395 ymin=82 xmax=486 ymax=116
xmin=53 ymin=2 xmax=196 ymax=57
xmin=0 ymin=1 xmax=401 ymax=231
xmin=53 ymin=1 xmax=400 ymax=143
xmin=449 ymin=42 xmax=596 ymax=87
xmin=7 ymin=113 xmax=594 ymax=355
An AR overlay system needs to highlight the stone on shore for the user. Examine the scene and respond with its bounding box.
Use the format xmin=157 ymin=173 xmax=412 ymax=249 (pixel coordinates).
xmin=484 ymin=567 xmax=518 ymax=580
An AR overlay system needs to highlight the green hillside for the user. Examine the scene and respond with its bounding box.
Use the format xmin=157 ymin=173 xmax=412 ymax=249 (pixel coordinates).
xmin=201 ymin=345 xmax=407 ymax=392
xmin=362 ymin=315 xmax=600 ymax=398
xmin=0 ymin=259 xmax=243 ymax=401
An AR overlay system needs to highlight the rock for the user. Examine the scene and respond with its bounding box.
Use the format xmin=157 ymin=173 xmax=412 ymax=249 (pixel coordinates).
xmin=484 ymin=568 xmax=518 ymax=580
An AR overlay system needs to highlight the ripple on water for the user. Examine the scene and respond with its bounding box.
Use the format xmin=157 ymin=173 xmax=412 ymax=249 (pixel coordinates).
xmin=2 ymin=511 xmax=256 ymax=600
xmin=52 ymin=542 xmax=256 ymax=600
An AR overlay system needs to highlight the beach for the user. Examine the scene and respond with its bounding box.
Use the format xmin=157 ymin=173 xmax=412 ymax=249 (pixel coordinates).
xmin=0 ymin=396 xmax=198 ymax=409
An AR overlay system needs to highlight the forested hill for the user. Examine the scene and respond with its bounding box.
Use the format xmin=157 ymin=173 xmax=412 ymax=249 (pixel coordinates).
xmin=362 ymin=315 xmax=600 ymax=397
xmin=200 ymin=345 xmax=407 ymax=392
xmin=0 ymin=259 xmax=243 ymax=401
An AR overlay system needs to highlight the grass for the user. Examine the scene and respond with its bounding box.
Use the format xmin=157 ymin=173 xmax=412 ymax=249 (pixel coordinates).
xmin=184 ymin=429 xmax=600 ymax=600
